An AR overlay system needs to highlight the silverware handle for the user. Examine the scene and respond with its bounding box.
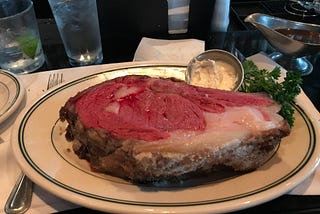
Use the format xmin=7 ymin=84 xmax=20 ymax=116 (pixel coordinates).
xmin=4 ymin=173 xmax=33 ymax=214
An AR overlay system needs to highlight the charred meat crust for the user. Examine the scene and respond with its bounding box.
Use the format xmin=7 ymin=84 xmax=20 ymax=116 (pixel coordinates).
xmin=59 ymin=75 xmax=291 ymax=183
xmin=60 ymin=104 xmax=290 ymax=183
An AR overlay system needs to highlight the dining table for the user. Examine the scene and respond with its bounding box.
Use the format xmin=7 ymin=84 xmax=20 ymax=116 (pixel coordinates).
xmin=1 ymin=6 xmax=320 ymax=213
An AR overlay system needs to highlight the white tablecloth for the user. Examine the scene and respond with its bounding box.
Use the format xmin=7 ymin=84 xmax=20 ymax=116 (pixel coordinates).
xmin=1 ymin=53 xmax=320 ymax=213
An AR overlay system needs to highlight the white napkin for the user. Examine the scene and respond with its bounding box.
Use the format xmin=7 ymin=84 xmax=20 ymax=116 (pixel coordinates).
xmin=0 ymin=63 xmax=135 ymax=213
xmin=247 ymin=53 xmax=320 ymax=195
xmin=0 ymin=53 xmax=319 ymax=213
xmin=134 ymin=37 xmax=205 ymax=64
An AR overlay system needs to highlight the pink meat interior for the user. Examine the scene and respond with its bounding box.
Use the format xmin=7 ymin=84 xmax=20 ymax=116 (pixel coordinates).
xmin=74 ymin=76 xmax=273 ymax=141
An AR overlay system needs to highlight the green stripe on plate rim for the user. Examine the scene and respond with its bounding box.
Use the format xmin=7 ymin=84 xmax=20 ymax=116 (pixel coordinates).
xmin=17 ymin=68 xmax=316 ymax=207
xmin=0 ymin=70 xmax=21 ymax=117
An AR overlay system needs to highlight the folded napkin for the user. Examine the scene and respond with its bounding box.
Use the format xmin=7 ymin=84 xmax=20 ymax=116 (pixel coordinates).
xmin=0 ymin=64 xmax=132 ymax=213
xmin=1 ymin=50 xmax=320 ymax=213
xmin=247 ymin=53 xmax=320 ymax=195
xmin=134 ymin=37 xmax=205 ymax=64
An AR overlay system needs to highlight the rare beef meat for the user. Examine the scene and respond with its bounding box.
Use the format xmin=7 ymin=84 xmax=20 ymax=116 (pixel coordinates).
xmin=59 ymin=75 xmax=290 ymax=182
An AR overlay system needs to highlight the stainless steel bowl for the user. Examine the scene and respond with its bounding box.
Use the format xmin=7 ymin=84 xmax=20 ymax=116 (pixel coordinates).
xmin=186 ymin=49 xmax=244 ymax=91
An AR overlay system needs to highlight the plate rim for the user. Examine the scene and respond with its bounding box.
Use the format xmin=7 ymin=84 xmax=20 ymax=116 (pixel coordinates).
xmin=11 ymin=64 xmax=320 ymax=213
xmin=0 ymin=69 xmax=25 ymax=124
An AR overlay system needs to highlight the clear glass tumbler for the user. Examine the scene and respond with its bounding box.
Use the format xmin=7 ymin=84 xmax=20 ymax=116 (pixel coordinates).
xmin=0 ymin=0 xmax=45 ymax=74
xmin=167 ymin=0 xmax=190 ymax=34
xmin=48 ymin=0 xmax=103 ymax=66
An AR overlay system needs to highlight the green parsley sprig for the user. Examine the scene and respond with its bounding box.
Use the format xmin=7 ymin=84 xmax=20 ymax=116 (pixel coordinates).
xmin=239 ymin=60 xmax=302 ymax=126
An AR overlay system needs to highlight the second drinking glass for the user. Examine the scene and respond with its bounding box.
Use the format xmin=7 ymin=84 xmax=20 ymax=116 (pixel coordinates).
xmin=48 ymin=0 xmax=103 ymax=66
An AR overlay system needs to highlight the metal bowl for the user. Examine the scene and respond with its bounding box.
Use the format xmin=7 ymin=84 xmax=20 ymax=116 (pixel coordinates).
xmin=186 ymin=49 xmax=244 ymax=91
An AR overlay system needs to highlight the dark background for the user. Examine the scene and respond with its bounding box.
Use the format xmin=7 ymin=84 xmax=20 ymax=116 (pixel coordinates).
xmin=31 ymin=0 xmax=320 ymax=113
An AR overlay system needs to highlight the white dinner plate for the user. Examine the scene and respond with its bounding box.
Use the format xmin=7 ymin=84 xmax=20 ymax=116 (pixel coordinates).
xmin=11 ymin=65 xmax=320 ymax=213
xmin=0 ymin=70 xmax=25 ymax=124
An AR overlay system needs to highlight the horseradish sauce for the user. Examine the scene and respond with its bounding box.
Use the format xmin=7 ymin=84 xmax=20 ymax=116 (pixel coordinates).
xmin=188 ymin=59 xmax=237 ymax=91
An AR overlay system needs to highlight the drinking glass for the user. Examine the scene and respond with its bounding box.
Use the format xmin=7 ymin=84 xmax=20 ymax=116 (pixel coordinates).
xmin=312 ymin=0 xmax=320 ymax=13
xmin=167 ymin=0 xmax=190 ymax=34
xmin=0 ymin=0 xmax=45 ymax=74
xmin=48 ymin=0 xmax=103 ymax=66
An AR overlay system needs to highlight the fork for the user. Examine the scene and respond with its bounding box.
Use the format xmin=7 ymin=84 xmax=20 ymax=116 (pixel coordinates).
xmin=46 ymin=73 xmax=64 ymax=90
xmin=4 ymin=73 xmax=64 ymax=214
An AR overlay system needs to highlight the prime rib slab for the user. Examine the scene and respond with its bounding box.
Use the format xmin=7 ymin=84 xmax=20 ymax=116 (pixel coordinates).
xmin=59 ymin=75 xmax=290 ymax=183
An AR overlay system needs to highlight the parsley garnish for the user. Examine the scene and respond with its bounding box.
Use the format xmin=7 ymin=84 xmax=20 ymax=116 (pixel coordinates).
xmin=239 ymin=60 xmax=302 ymax=126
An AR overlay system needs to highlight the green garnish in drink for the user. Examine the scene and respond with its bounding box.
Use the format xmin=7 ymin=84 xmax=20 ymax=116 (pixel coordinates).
xmin=17 ymin=35 xmax=39 ymax=59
